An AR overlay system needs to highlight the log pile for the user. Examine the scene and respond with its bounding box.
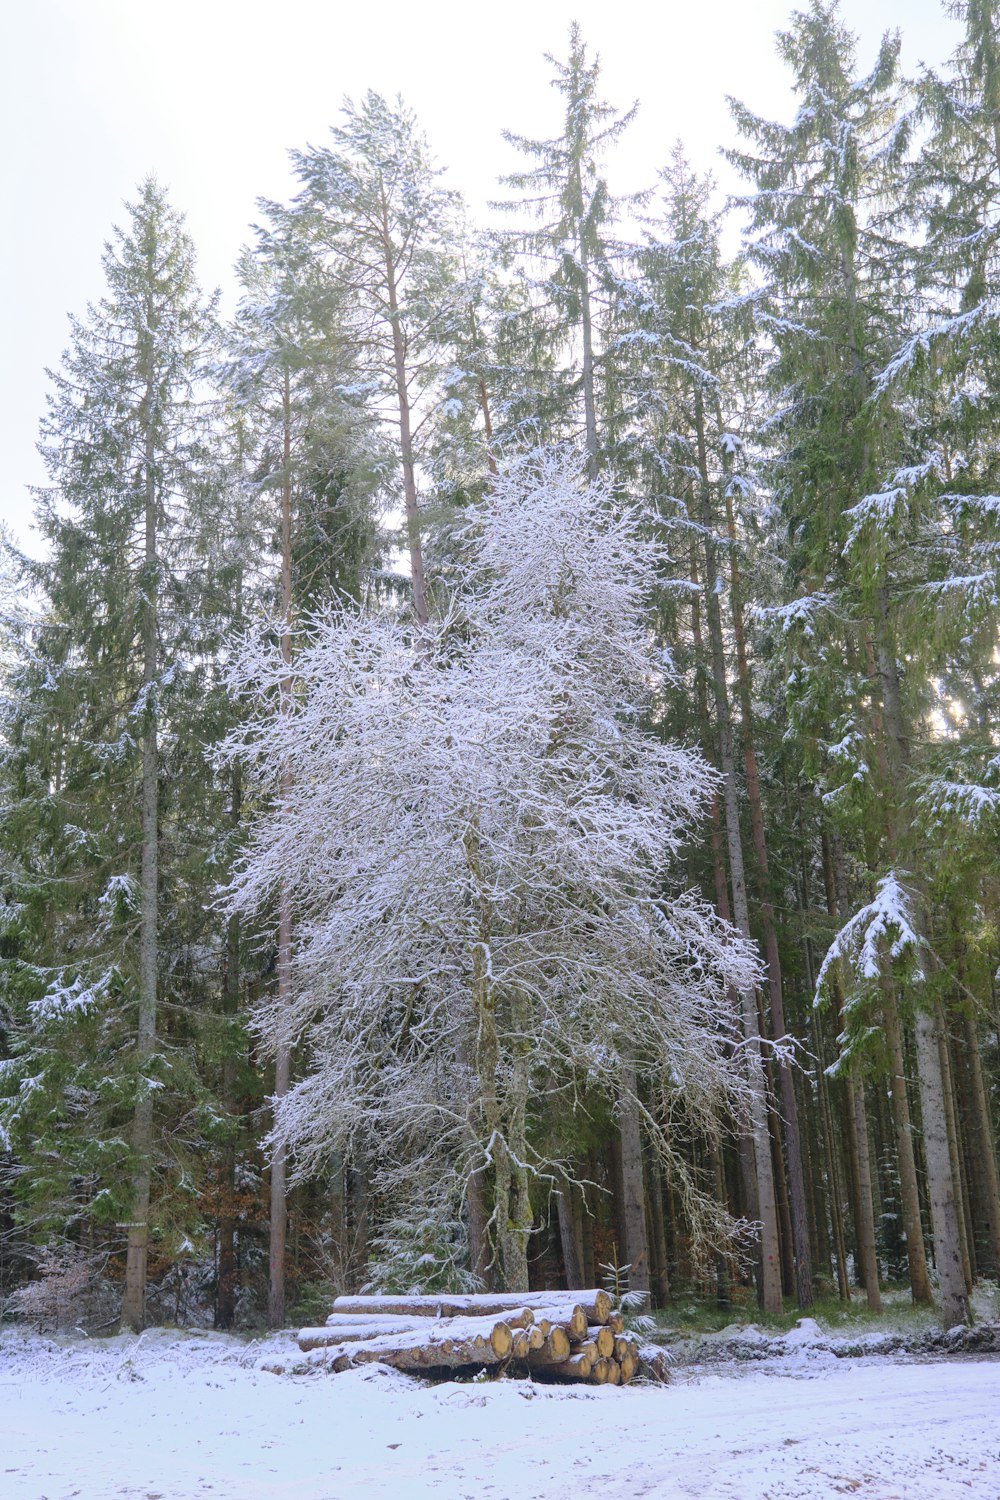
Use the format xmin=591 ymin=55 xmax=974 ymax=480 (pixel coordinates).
xmin=296 ymin=1288 xmax=654 ymax=1385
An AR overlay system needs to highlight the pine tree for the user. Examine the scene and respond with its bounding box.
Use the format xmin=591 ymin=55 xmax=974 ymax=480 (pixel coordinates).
xmin=275 ymin=93 xmax=465 ymax=627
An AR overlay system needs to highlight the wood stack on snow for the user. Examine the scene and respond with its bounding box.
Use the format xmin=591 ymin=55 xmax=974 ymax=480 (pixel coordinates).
xmin=296 ymin=1289 xmax=654 ymax=1384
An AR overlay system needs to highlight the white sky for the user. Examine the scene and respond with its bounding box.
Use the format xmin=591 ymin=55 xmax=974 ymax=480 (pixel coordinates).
xmin=0 ymin=0 xmax=962 ymax=551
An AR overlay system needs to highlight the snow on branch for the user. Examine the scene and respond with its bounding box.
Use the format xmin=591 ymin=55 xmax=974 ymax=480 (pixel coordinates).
xmin=918 ymin=779 xmax=1000 ymax=827
xmin=222 ymin=444 xmax=758 ymax=1237
xmin=814 ymin=872 xmax=925 ymax=1007
xmin=750 ymin=591 xmax=836 ymax=636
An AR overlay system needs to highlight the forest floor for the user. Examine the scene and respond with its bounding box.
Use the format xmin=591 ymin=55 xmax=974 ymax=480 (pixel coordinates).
xmin=2 ymin=1322 xmax=1000 ymax=1499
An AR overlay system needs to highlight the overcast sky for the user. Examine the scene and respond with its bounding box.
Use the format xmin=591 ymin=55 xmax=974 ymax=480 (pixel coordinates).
xmin=1 ymin=0 xmax=962 ymax=550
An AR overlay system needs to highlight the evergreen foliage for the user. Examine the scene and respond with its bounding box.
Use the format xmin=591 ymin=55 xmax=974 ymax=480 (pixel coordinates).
xmin=2 ymin=8 xmax=1000 ymax=1329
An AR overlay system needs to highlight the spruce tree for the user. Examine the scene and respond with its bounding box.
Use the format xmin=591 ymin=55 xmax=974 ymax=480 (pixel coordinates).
xmin=494 ymin=23 xmax=644 ymax=472
xmin=0 ymin=180 xmax=217 ymax=1330
xmin=224 ymin=232 xmax=385 ymax=1325
xmin=729 ymin=2 xmax=970 ymax=1323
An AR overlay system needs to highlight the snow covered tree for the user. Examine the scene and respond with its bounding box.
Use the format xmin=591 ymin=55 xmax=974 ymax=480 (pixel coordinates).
xmin=223 ymin=446 xmax=758 ymax=1292
xmin=225 ymin=229 xmax=386 ymax=1326
xmin=274 ymin=92 xmax=466 ymax=626
xmin=871 ymin=0 xmax=1000 ymax=1286
xmin=730 ymin=1 xmax=973 ymax=1324
xmin=618 ymin=150 xmax=792 ymax=1311
xmin=0 ymin=180 xmax=218 ymax=1330
xmin=494 ymin=24 xmax=644 ymax=472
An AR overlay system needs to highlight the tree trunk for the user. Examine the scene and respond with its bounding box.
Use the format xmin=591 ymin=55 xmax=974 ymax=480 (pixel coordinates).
xmin=914 ymin=1003 xmax=970 ymax=1326
xmin=577 ymin=223 xmax=599 ymax=479
xmin=332 ymin=1289 xmax=609 ymax=1322
xmin=723 ymin=479 xmax=813 ymax=1308
xmin=304 ymin=1318 xmax=517 ymax=1371
xmin=826 ymin=1084 xmax=852 ymax=1304
xmin=555 ymin=1183 xmax=584 ymax=1291
xmin=693 ymin=394 xmax=782 ymax=1314
xmin=216 ymin=904 xmax=241 ymax=1330
xmin=122 ymin=350 xmax=159 ymax=1334
xmin=880 ymin=988 xmax=933 ymax=1304
xmin=871 ymin=612 xmax=959 ymax=1311
xmin=848 ymin=1078 xmax=882 ymax=1311
xmin=580 ymin=1171 xmax=596 ymax=1288
xmin=961 ymin=1008 xmax=1000 ymax=1274
xmin=268 ymin=367 xmax=295 ymax=1331
xmin=381 ymin=190 xmax=429 ymax=626
xmin=645 ymin=1147 xmax=671 ymax=1307
xmin=618 ymin=1058 xmax=650 ymax=1299
xmin=937 ymin=1024 xmax=974 ymax=1293
xmin=819 ymin=838 xmax=880 ymax=1308
xmin=467 ymin=822 xmax=530 ymax=1291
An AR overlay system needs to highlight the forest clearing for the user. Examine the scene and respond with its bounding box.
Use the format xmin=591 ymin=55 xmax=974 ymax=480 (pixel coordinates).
xmin=2 ymin=1322 xmax=999 ymax=1500
xmin=3 ymin=0 xmax=1000 ymax=1493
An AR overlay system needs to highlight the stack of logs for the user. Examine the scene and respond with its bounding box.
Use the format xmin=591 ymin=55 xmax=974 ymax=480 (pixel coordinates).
xmin=297 ymin=1289 xmax=666 ymax=1385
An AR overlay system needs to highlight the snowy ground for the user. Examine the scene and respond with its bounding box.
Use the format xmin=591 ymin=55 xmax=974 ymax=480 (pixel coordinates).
xmin=2 ymin=1326 xmax=999 ymax=1500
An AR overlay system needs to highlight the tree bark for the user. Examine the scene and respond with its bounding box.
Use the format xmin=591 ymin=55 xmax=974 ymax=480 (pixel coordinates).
xmin=555 ymin=1183 xmax=584 ymax=1291
xmin=122 ymin=328 xmax=159 ymax=1334
xmin=332 ymin=1289 xmax=610 ymax=1323
xmin=819 ymin=837 xmax=880 ymax=1308
xmin=961 ymin=1007 xmax=1000 ymax=1273
xmin=268 ymin=367 xmax=295 ymax=1330
xmin=693 ymin=394 xmax=782 ymax=1314
xmin=938 ymin=1023 xmax=974 ymax=1293
xmin=723 ymin=478 xmax=813 ymax=1308
xmin=914 ymin=1003 xmax=970 ymax=1326
xmin=848 ymin=1078 xmax=882 ymax=1311
xmin=216 ymin=900 xmax=241 ymax=1329
xmin=467 ymin=821 xmax=530 ymax=1291
xmin=618 ymin=1058 xmax=651 ymax=1299
xmin=645 ymin=1145 xmax=671 ymax=1307
xmin=577 ymin=213 xmax=599 ymax=478
xmin=380 ymin=187 xmax=429 ymax=626
xmin=880 ymin=986 xmax=933 ymax=1303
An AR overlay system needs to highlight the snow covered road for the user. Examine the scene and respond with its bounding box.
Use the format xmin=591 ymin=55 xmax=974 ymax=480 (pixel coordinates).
xmin=1 ymin=1329 xmax=998 ymax=1499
